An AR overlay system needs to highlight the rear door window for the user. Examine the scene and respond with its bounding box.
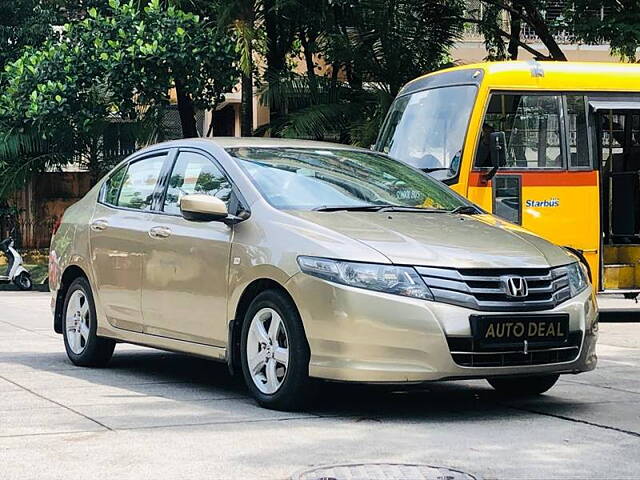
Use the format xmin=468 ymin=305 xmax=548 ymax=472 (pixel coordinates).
xmin=116 ymin=155 xmax=166 ymax=210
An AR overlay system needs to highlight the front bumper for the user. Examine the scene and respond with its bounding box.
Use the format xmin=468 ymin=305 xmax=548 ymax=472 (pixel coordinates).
xmin=286 ymin=273 xmax=598 ymax=383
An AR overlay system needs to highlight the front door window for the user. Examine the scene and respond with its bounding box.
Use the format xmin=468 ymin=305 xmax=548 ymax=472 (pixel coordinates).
xmin=475 ymin=94 xmax=563 ymax=169
xmin=163 ymin=151 xmax=232 ymax=215
xmin=493 ymin=176 xmax=521 ymax=225
xmin=567 ymin=95 xmax=592 ymax=169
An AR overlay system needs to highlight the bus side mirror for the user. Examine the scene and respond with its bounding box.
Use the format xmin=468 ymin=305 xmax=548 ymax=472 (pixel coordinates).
xmin=485 ymin=131 xmax=506 ymax=181
xmin=490 ymin=132 xmax=506 ymax=167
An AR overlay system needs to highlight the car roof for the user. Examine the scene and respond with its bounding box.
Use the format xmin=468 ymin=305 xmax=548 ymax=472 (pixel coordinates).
xmin=212 ymin=137 xmax=373 ymax=151
xmin=148 ymin=137 xmax=372 ymax=153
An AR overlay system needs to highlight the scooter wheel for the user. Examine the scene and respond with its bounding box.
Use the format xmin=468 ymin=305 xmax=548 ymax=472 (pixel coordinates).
xmin=14 ymin=272 xmax=32 ymax=291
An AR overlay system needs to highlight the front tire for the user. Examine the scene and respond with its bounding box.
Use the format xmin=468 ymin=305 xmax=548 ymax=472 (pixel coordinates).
xmin=488 ymin=374 xmax=560 ymax=397
xmin=62 ymin=277 xmax=115 ymax=367
xmin=240 ymin=290 xmax=311 ymax=411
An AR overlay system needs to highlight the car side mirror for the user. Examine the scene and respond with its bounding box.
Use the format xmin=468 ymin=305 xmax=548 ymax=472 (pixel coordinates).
xmin=180 ymin=194 xmax=228 ymax=222
xmin=484 ymin=131 xmax=507 ymax=181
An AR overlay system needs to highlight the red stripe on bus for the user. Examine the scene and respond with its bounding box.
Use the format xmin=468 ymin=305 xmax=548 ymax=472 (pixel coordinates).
xmin=468 ymin=170 xmax=598 ymax=187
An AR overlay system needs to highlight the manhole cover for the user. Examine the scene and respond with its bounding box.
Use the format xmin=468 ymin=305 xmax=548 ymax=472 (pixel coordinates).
xmin=292 ymin=463 xmax=479 ymax=480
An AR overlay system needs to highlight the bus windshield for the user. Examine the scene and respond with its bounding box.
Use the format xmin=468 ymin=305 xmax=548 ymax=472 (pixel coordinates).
xmin=376 ymin=85 xmax=477 ymax=181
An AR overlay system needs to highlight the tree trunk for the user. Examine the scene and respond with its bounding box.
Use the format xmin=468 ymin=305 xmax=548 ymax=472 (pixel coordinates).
xmin=175 ymin=79 xmax=199 ymax=138
xmin=85 ymin=136 xmax=102 ymax=185
xmin=300 ymin=31 xmax=318 ymax=99
xmin=521 ymin=2 xmax=567 ymax=61
xmin=507 ymin=6 xmax=522 ymax=60
xmin=330 ymin=61 xmax=339 ymax=91
xmin=241 ymin=68 xmax=254 ymax=137
xmin=264 ymin=0 xmax=294 ymax=127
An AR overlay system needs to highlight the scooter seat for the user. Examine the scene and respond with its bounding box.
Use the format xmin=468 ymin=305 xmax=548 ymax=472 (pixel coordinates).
xmin=0 ymin=238 xmax=10 ymax=252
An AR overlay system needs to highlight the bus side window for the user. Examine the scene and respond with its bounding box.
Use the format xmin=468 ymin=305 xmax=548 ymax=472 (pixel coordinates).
xmin=567 ymin=95 xmax=592 ymax=169
xmin=474 ymin=93 xmax=563 ymax=169
xmin=493 ymin=175 xmax=522 ymax=225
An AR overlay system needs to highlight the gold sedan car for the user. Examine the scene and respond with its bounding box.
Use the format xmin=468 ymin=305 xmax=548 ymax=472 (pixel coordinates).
xmin=50 ymin=138 xmax=598 ymax=410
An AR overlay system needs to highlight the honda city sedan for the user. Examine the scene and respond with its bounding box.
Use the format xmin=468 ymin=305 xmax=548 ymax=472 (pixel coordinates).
xmin=49 ymin=138 xmax=598 ymax=410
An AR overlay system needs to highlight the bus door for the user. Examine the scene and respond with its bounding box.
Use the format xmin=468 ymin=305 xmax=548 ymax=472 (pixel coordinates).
xmin=468 ymin=92 xmax=601 ymax=287
xmin=590 ymin=98 xmax=640 ymax=293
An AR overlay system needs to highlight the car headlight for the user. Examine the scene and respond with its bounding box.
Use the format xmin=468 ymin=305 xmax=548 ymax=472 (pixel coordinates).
xmin=297 ymin=256 xmax=433 ymax=300
xmin=561 ymin=262 xmax=589 ymax=297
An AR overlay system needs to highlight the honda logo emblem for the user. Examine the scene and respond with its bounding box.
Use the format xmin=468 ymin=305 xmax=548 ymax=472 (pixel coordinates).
xmin=502 ymin=275 xmax=528 ymax=298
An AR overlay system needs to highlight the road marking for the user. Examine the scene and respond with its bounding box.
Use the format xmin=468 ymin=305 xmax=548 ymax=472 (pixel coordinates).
xmin=0 ymin=373 xmax=113 ymax=432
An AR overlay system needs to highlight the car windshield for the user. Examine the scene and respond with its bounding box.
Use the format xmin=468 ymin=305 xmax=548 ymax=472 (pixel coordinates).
xmin=227 ymin=147 xmax=470 ymax=211
xmin=376 ymin=85 xmax=477 ymax=181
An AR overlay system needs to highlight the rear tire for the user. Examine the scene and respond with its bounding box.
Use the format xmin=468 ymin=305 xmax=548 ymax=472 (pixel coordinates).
xmin=62 ymin=277 xmax=115 ymax=367
xmin=488 ymin=374 xmax=559 ymax=396
xmin=14 ymin=272 xmax=32 ymax=290
xmin=240 ymin=289 xmax=311 ymax=411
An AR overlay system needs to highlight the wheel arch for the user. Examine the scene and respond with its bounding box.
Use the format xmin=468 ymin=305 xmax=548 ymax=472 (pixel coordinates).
xmin=54 ymin=265 xmax=89 ymax=334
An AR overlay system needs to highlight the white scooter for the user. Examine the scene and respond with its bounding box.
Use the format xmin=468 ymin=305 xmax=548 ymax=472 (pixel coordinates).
xmin=0 ymin=231 xmax=32 ymax=290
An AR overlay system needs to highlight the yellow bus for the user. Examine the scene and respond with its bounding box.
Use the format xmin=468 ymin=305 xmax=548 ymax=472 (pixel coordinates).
xmin=375 ymin=61 xmax=640 ymax=298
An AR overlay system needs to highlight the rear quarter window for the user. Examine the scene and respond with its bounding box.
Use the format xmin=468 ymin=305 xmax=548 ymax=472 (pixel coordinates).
xmin=102 ymin=166 xmax=127 ymax=206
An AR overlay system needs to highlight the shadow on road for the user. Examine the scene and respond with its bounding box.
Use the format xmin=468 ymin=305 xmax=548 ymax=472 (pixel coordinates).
xmin=0 ymin=283 xmax=49 ymax=292
xmin=2 ymin=344 xmax=591 ymax=423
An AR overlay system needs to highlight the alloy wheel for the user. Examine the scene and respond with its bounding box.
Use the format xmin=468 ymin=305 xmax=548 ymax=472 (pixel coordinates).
xmin=66 ymin=290 xmax=90 ymax=355
xmin=246 ymin=307 xmax=290 ymax=394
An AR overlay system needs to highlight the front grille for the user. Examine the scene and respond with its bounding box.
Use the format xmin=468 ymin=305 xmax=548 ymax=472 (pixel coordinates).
xmin=416 ymin=266 xmax=572 ymax=311
xmin=447 ymin=331 xmax=583 ymax=367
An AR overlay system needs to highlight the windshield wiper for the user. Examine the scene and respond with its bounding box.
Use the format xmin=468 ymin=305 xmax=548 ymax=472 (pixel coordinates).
xmin=313 ymin=204 xmax=446 ymax=213
xmin=377 ymin=206 xmax=445 ymax=213
xmin=449 ymin=205 xmax=481 ymax=215
xmin=421 ymin=167 xmax=453 ymax=173
xmin=312 ymin=204 xmax=394 ymax=212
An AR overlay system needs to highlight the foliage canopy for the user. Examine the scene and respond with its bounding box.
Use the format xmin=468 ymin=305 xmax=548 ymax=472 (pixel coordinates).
xmin=0 ymin=0 xmax=239 ymax=196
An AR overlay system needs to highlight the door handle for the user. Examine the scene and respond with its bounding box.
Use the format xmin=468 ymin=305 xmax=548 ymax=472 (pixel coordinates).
xmin=90 ymin=219 xmax=109 ymax=232
xmin=148 ymin=226 xmax=172 ymax=239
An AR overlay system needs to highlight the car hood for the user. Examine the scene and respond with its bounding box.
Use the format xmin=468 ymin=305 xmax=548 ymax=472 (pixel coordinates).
xmin=287 ymin=211 xmax=572 ymax=269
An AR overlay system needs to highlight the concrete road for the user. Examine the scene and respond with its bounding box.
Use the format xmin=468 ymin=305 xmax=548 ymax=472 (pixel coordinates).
xmin=1 ymin=291 xmax=639 ymax=480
